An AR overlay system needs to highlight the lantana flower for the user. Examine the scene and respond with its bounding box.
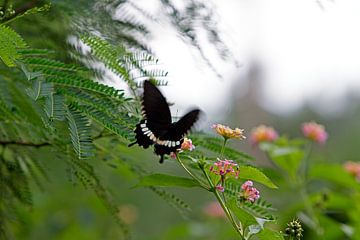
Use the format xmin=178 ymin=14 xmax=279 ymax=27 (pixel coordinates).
xmin=210 ymin=159 xmax=239 ymax=178
xmin=239 ymin=180 xmax=260 ymax=203
xmin=249 ymin=125 xmax=278 ymax=145
xmin=180 ymin=137 xmax=195 ymax=151
xmin=169 ymin=137 xmax=195 ymax=159
xmin=301 ymin=121 xmax=328 ymax=144
xmin=212 ymin=124 xmax=246 ymax=140
xmin=344 ymin=161 xmax=360 ymax=181
xmin=216 ymin=184 xmax=225 ymax=192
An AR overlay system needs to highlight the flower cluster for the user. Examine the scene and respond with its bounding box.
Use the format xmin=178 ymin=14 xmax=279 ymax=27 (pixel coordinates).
xmin=210 ymin=159 xmax=240 ymax=178
xmin=344 ymin=161 xmax=360 ymax=181
xmin=170 ymin=137 xmax=195 ymax=159
xmin=212 ymin=124 xmax=246 ymax=140
xmin=249 ymin=125 xmax=278 ymax=145
xmin=216 ymin=184 xmax=225 ymax=192
xmin=301 ymin=121 xmax=328 ymax=144
xmin=285 ymin=219 xmax=303 ymax=240
xmin=180 ymin=137 xmax=195 ymax=151
xmin=239 ymin=180 xmax=260 ymax=203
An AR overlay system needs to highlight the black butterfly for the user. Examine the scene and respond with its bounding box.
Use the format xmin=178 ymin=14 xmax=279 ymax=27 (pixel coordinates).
xmin=129 ymin=80 xmax=201 ymax=163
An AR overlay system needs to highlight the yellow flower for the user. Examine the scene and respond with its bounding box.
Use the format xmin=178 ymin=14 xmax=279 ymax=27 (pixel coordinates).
xmin=212 ymin=123 xmax=246 ymax=140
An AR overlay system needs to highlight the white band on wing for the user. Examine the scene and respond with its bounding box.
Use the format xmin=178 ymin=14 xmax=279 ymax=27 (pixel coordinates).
xmin=140 ymin=120 xmax=182 ymax=148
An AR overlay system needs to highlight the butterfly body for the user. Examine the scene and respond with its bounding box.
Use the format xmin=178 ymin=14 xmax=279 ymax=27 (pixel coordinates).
xmin=129 ymin=80 xmax=201 ymax=163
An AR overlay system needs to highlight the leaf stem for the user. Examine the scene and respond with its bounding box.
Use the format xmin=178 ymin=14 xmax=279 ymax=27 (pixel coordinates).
xmin=201 ymin=165 xmax=244 ymax=239
xmin=175 ymin=155 xmax=210 ymax=190
xmin=220 ymin=138 xmax=227 ymax=159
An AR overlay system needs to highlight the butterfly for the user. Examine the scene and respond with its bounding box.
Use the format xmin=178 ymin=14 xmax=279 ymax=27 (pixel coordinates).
xmin=129 ymin=80 xmax=201 ymax=163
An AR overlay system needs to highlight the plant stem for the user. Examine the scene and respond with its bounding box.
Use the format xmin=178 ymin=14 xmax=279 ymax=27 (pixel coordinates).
xmin=302 ymin=142 xmax=313 ymax=181
xmin=175 ymin=155 xmax=210 ymax=191
xmin=299 ymin=142 xmax=322 ymax=234
xmin=201 ymin=166 xmax=244 ymax=239
xmin=220 ymin=138 xmax=227 ymax=159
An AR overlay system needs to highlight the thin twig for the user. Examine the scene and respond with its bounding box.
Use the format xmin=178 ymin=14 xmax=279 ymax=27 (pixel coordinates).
xmin=0 ymin=140 xmax=50 ymax=147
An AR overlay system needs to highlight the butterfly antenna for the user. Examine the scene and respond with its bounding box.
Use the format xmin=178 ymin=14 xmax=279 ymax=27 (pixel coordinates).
xmin=128 ymin=141 xmax=137 ymax=147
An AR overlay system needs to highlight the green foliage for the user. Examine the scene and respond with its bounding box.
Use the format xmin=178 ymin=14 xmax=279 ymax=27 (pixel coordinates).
xmin=0 ymin=24 xmax=27 ymax=66
xmin=238 ymin=166 xmax=278 ymax=189
xmin=224 ymin=180 xmax=276 ymax=221
xmin=136 ymin=173 xmax=201 ymax=188
xmin=148 ymin=186 xmax=191 ymax=217
xmin=66 ymin=106 xmax=94 ymax=159
xmin=190 ymin=133 xmax=254 ymax=163
xmin=0 ymin=2 xmax=259 ymax=239
xmin=260 ymin=138 xmax=305 ymax=180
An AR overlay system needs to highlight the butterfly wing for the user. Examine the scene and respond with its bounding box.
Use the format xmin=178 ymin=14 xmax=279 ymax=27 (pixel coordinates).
xmin=142 ymin=80 xmax=172 ymax=135
xmin=154 ymin=109 xmax=201 ymax=163
xmin=161 ymin=109 xmax=201 ymax=141
xmin=129 ymin=80 xmax=172 ymax=148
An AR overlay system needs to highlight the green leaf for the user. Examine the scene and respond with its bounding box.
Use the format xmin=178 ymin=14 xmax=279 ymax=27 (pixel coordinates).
xmin=309 ymin=163 xmax=360 ymax=191
xmin=0 ymin=25 xmax=27 ymax=67
xmin=238 ymin=166 xmax=278 ymax=189
xmin=228 ymin=198 xmax=257 ymax=230
xmin=255 ymin=228 xmax=285 ymax=240
xmin=269 ymin=146 xmax=303 ymax=179
xmin=66 ymin=106 xmax=94 ymax=159
xmin=136 ymin=174 xmax=201 ymax=188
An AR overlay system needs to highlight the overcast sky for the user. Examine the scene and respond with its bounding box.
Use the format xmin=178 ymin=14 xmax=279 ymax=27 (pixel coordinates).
xmin=136 ymin=0 xmax=360 ymax=119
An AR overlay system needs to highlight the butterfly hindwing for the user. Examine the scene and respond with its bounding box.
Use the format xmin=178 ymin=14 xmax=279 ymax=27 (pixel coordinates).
xmin=154 ymin=109 xmax=200 ymax=163
xmin=160 ymin=109 xmax=201 ymax=141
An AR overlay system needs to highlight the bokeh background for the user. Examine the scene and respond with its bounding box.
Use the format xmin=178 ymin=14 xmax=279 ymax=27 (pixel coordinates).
xmin=5 ymin=0 xmax=360 ymax=239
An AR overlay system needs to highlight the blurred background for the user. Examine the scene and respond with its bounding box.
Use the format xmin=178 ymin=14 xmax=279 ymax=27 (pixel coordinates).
xmin=5 ymin=0 xmax=360 ymax=239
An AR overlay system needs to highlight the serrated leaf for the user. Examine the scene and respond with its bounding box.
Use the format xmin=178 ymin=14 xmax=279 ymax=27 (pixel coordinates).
xmin=136 ymin=174 xmax=201 ymax=188
xmin=238 ymin=166 xmax=277 ymax=189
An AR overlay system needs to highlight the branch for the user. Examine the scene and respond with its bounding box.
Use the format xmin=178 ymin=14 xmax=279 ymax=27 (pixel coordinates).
xmin=1 ymin=0 xmax=38 ymax=23
xmin=0 ymin=140 xmax=50 ymax=147
xmin=13 ymin=0 xmax=38 ymax=16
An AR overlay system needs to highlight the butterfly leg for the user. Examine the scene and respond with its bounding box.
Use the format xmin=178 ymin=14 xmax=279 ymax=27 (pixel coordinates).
xmin=128 ymin=141 xmax=137 ymax=147
xmin=159 ymin=155 xmax=165 ymax=164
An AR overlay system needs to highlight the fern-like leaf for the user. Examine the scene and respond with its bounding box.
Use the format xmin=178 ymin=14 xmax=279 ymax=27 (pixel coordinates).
xmin=45 ymin=93 xmax=65 ymax=120
xmin=224 ymin=181 xmax=276 ymax=220
xmin=148 ymin=186 xmax=191 ymax=218
xmin=66 ymin=106 xmax=94 ymax=159
xmin=71 ymin=103 xmax=135 ymax=140
xmin=0 ymin=24 xmax=27 ymax=67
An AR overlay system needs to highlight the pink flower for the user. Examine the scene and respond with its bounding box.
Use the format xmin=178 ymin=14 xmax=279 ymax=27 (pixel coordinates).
xmin=170 ymin=152 xmax=177 ymax=159
xmin=216 ymin=184 xmax=224 ymax=192
xmin=209 ymin=158 xmax=239 ymax=178
xmin=181 ymin=137 xmax=195 ymax=151
xmin=249 ymin=125 xmax=278 ymax=145
xmin=212 ymin=123 xmax=246 ymax=140
xmin=344 ymin=161 xmax=360 ymax=181
xmin=203 ymin=201 xmax=226 ymax=218
xmin=240 ymin=180 xmax=260 ymax=203
xmin=301 ymin=121 xmax=328 ymax=144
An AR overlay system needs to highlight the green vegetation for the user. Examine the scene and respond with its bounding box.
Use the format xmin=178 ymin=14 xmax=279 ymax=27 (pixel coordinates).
xmin=1 ymin=1 xmax=360 ymax=240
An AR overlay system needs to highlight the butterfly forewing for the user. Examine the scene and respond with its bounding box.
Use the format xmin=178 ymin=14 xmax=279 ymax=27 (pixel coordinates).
xmin=142 ymin=81 xmax=172 ymax=136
